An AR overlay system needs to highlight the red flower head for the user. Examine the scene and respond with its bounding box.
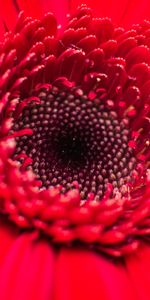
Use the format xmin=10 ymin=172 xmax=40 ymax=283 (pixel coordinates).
xmin=0 ymin=1 xmax=150 ymax=299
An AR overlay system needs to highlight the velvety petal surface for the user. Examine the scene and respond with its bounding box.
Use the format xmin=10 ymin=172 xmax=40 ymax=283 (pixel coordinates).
xmin=0 ymin=231 xmax=55 ymax=300
xmin=1 ymin=0 xmax=150 ymax=34
xmin=54 ymin=248 xmax=136 ymax=300
xmin=0 ymin=0 xmax=70 ymax=34
xmin=126 ymin=244 xmax=150 ymax=300
xmin=0 ymin=220 xmax=19 ymax=266
xmin=70 ymin=0 xmax=150 ymax=27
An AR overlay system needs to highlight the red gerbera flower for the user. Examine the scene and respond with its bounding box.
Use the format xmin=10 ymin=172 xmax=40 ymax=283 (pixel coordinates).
xmin=0 ymin=1 xmax=150 ymax=299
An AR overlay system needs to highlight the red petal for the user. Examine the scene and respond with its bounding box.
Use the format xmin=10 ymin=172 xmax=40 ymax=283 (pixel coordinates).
xmin=70 ymin=1 xmax=150 ymax=28
xmin=126 ymin=46 xmax=150 ymax=70
xmin=0 ymin=220 xmax=19 ymax=266
xmin=0 ymin=0 xmax=69 ymax=34
xmin=76 ymin=35 xmax=98 ymax=53
xmin=0 ymin=0 xmax=19 ymax=31
xmin=0 ymin=233 xmax=55 ymax=300
xmin=120 ymin=0 xmax=150 ymax=28
xmin=54 ymin=248 xmax=136 ymax=300
xmin=126 ymin=243 xmax=150 ymax=299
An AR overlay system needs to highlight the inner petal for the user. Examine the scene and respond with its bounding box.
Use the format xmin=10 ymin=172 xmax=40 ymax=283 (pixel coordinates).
xmin=12 ymin=86 xmax=136 ymax=199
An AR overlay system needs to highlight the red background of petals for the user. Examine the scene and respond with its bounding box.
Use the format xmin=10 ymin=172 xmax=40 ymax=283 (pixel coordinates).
xmin=1 ymin=0 xmax=150 ymax=37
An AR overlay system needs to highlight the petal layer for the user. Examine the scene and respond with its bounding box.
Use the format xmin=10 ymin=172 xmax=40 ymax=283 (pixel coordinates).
xmin=70 ymin=0 xmax=150 ymax=27
xmin=0 ymin=232 xmax=55 ymax=300
xmin=126 ymin=243 xmax=150 ymax=300
xmin=0 ymin=0 xmax=69 ymax=33
xmin=54 ymin=248 xmax=136 ymax=300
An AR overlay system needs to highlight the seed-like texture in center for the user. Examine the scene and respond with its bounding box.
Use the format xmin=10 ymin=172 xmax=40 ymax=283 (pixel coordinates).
xmin=13 ymin=86 xmax=136 ymax=199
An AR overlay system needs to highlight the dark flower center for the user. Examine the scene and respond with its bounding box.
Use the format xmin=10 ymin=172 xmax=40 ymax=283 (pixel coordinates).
xmin=13 ymin=86 xmax=136 ymax=199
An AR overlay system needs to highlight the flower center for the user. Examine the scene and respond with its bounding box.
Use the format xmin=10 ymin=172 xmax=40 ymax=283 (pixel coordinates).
xmin=13 ymin=86 xmax=136 ymax=199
